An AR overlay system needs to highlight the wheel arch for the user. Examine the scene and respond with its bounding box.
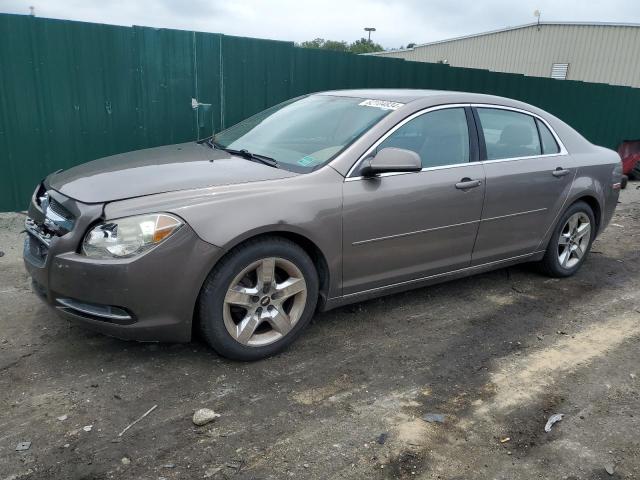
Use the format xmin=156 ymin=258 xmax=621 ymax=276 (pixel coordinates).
xmin=537 ymin=190 xmax=603 ymax=255
xmin=572 ymin=194 xmax=602 ymax=233
xmin=192 ymin=227 xmax=333 ymax=333
xmin=261 ymin=230 xmax=332 ymax=308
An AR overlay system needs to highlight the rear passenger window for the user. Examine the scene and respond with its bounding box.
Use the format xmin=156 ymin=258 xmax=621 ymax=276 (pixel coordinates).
xmin=476 ymin=108 xmax=542 ymax=160
xmin=377 ymin=108 xmax=470 ymax=168
xmin=536 ymin=119 xmax=560 ymax=154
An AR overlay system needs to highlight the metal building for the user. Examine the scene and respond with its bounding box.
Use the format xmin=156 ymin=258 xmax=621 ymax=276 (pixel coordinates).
xmin=370 ymin=22 xmax=640 ymax=88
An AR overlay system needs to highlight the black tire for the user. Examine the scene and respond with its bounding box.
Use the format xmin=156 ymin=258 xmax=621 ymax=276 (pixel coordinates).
xmin=631 ymin=163 xmax=640 ymax=180
xmin=198 ymin=236 xmax=319 ymax=361
xmin=539 ymin=201 xmax=596 ymax=278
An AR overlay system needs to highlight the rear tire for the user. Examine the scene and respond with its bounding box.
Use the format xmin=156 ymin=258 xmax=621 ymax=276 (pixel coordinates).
xmin=198 ymin=236 xmax=319 ymax=361
xmin=539 ymin=201 xmax=595 ymax=278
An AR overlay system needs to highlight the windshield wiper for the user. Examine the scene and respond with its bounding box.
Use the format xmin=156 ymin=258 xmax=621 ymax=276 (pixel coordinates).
xmin=228 ymin=148 xmax=279 ymax=168
xmin=205 ymin=138 xmax=278 ymax=168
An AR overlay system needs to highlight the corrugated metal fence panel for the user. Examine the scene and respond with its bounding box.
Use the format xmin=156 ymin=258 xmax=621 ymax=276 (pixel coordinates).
xmin=193 ymin=32 xmax=222 ymax=139
xmin=220 ymin=35 xmax=294 ymax=128
xmin=132 ymin=26 xmax=197 ymax=147
xmin=0 ymin=15 xmax=202 ymax=210
xmin=293 ymin=48 xmax=348 ymax=94
xmin=2 ymin=13 xmax=640 ymax=211
xmin=0 ymin=14 xmax=31 ymax=211
xmin=0 ymin=16 xmax=141 ymax=210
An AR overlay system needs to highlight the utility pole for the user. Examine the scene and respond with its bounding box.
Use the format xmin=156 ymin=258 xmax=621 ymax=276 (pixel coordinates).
xmin=364 ymin=27 xmax=376 ymax=41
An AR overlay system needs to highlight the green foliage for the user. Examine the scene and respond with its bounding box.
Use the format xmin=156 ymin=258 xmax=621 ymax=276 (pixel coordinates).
xmin=298 ymin=37 xmax=383 ymax=54
xmin=349 ymin=38 xmax=384 ymax=54
xmin=299 ymin=38 xmax=349 ymax=52
xmin=324 ymin=40 xmax=350 ymax=52
xmin=299 ymin=38 xmax=324 ymax=49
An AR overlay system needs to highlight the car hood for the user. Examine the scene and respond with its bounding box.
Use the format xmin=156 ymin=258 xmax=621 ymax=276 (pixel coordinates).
xmin=46 ymin=142 xmax=298 ymax=203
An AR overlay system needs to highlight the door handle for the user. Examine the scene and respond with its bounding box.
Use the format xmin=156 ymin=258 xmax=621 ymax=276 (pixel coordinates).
xmin=552 ymin=167 xmax=570 ymax=177
xmin=455 ymin=178 xmax=482 ymax=189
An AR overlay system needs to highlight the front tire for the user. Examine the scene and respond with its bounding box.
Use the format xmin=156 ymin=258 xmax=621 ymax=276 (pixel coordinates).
xmin=539 ymin=201 xmax=595 ymax=278
xmin=198 ymin=237 xmax=319 ymax=361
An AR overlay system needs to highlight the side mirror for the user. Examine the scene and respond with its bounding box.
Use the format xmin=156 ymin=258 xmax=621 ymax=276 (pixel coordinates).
xmin=360 ymin=147 xmax=422 ymax=177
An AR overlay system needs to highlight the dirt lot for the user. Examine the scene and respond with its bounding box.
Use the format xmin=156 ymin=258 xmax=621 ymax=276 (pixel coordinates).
xmin=1 ymin=185 xmax=639 ymax=480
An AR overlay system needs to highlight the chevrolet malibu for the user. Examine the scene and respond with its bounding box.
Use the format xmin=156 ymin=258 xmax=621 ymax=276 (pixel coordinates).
xmin=23 ymin=90 xmax=622 ymax=360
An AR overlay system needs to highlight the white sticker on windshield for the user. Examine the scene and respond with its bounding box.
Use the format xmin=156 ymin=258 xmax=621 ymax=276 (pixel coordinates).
xmin=359 ymin=99 xmax=404 ymax=110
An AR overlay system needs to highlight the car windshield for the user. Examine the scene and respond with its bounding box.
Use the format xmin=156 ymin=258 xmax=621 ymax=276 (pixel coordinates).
xmin=212 ymin=95 xmax=395 ymax=172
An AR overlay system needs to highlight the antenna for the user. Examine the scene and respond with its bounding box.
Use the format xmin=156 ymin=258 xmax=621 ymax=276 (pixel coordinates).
xmin=29 ymin=5 xmax=35 ymax=16
xmin=534 ymin=10 xmax=541 ymax=30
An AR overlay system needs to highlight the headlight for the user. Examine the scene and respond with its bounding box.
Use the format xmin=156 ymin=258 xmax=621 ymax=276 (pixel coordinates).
xmin=82 ymin=213 xmax=183 ymax=259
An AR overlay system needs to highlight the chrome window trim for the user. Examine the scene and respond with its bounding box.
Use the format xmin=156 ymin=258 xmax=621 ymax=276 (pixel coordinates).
xmin=480 ymin=152 xmax=566 ymax=165
xmin=345 ymin=102 xmax=568 ymax=181
xmin=345 ymin=103 xmax=472 ymax=179
xmin=471 ymin=103 xmax=568 ymax=157
xmin=344 ymin=161 xmax=475 ymax=182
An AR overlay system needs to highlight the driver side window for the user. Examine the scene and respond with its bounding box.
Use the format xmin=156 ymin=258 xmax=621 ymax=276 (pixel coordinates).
xmin=377 ymin=108 xmax=470 ymax=168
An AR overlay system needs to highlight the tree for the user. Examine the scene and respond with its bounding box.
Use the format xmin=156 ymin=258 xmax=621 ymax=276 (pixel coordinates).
xmin=299 ymin=38 xmax=349 ymax=52
xmin=323 ymin=40 xmax=350 ymax=52
xmin=299 ymin=38 xmax=325 ymax=49
xmin=348 ymin=38 xmax=384 ymax=54
xmin=299 ymin=37 xmax=384 ymax=54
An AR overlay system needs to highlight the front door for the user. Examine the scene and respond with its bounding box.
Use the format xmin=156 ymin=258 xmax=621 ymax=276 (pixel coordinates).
xmin=342 ymin=107 xmax=486 ymax=295
xmin=471 ymin=106 xmax=576 ymax=265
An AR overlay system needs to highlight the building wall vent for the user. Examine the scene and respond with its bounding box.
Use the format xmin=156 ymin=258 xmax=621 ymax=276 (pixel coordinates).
xmin=551 ymin=63 xmax=569 ymax=80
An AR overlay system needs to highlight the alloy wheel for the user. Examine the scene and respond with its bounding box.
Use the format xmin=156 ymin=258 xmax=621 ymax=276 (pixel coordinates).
xmin=223 ymin=257 xmax=307 ymax=347
xmin=557 ymin=212 xmax=591 ymax=269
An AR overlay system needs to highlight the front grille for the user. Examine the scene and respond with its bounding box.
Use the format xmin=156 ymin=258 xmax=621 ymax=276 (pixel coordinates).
xmin=25 ymin=187 xmax=79 ymax=266
xmin=48 ymin=197 xmax=73 ymax=221
xmin=33 ymin=187 xmax=76 ymax=235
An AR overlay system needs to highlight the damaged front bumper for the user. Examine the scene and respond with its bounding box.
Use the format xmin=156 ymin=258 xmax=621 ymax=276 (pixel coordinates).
xmin=23 ymin=185 xmax=222 ymax=342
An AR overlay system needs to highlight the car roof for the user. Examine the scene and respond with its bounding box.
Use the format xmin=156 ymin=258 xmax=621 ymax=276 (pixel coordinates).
xmin=316 ymin=89 xmax=452 ymax=103
xmin=318 ymin=88 xmax=595 ymax=176
xmin=315 ymin=88 xmax=534 ymax=109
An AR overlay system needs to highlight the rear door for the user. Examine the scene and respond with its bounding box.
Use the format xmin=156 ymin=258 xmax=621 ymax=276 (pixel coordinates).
xmin=341 ymin=106 xmax=486 ymax=295
xmin=470 ymin=106 xmax=575 ymax=265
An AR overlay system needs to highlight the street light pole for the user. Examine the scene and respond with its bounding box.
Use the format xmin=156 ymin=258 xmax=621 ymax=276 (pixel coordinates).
xmin=364 ymin=27 xmax=376 ymax=41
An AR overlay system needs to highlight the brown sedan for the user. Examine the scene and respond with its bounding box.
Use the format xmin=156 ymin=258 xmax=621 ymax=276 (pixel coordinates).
xmin=23 ymin=90 xmax=622 ymax=360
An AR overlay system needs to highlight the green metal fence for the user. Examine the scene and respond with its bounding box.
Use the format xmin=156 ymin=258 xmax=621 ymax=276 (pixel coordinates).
xmin=1 ymin=13 xmax=639 ymax=211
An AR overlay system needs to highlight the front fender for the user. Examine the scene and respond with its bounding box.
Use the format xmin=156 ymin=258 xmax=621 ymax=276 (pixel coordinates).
xmin=104 ymin=167 xmax=345 ymax=299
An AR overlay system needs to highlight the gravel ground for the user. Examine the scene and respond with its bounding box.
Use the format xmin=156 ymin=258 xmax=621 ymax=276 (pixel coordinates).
xmin=1 ymin=184 xmax=639 ymax=480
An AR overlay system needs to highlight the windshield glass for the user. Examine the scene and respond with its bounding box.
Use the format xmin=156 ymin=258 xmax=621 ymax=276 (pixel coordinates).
xmin=213 ymin=95 xmax=395 ymax=172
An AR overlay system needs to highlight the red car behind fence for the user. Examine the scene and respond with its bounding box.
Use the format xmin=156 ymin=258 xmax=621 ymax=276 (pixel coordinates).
xmin=618 ymin=140 xmax=640 ymax=188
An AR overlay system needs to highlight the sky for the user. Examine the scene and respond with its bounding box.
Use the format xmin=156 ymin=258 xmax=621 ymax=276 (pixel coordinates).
xmin=1 ymin=0 xmax=639 ymax=49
